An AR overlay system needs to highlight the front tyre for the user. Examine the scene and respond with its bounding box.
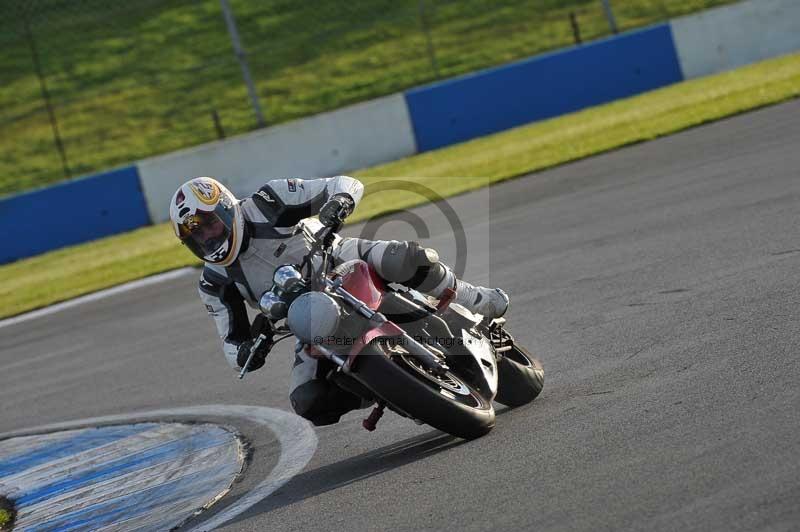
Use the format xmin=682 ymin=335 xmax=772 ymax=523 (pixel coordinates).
xmin=354 ymin=343 xmax=495 ymax=440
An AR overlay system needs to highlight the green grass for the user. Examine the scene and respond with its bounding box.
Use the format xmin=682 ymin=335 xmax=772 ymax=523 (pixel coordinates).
xmin=0 ymin=0 xmax=739 ymax=196
xmin=2 ymin=50 xmax=799 ymax=319
xmin=0 ymin=507 xmax=12 ymax=530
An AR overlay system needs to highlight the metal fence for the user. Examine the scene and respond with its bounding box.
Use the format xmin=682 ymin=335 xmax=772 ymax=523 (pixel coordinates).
xmin=0 ymin=0 xmax=739 ymax=195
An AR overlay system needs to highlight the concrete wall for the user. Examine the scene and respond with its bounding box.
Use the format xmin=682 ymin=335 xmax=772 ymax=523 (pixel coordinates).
xmin=137 ymin=93 xmax=417 ymax=223
xmin=404 ymin=25 xmax=682 ymax=152
xmin=672 ymin=0 xmax=800 ymax=79
xmin=0 ymin=166 xmax=149 ymax=263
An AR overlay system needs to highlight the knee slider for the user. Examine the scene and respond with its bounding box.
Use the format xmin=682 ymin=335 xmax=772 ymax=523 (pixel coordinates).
xmin=410 ymin=261 xmax=450 ymax=292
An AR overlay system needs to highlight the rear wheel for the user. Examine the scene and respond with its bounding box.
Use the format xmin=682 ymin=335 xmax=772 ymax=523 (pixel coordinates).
xmin=492 ymin=329 xmax=545 ymax=407
xmin=353 ymin=342 xmax=495 ymax=440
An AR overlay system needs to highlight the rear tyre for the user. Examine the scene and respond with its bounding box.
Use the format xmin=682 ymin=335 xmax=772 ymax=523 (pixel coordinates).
xmin=495 ymin=343 xmax=545 ymax=408
xmin=354 ymin=343 xmax=495 ymax=440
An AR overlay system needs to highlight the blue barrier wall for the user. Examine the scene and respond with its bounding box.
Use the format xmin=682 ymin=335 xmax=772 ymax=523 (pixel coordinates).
xmin=0 ymin=166 xmax=149 ymax=263
xmin=404 ymin=24 xmax=684 ymax=152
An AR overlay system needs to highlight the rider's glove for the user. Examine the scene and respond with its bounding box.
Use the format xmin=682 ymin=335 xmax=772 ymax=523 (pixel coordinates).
xmin=319 ymin=194 xmax=355 ymax=227
xmin=236 ymin=337 xmax=272 ymax=373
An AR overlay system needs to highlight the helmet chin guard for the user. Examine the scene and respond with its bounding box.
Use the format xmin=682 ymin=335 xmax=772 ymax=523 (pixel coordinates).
xmin=169 ymin=177 xmax=244 ymax=266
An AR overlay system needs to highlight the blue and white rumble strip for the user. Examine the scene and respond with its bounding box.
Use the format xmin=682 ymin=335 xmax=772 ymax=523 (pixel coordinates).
xmin=0 ymin=423 xmax=243 ymax=531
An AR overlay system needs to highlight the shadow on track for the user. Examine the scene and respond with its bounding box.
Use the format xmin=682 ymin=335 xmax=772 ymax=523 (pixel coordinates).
xmin=231 ymin=428 xmax=467 ymax=524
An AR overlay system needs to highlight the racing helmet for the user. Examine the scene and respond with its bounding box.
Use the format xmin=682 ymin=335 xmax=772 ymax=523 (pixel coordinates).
xmin=169 ymin=177 xmax=244 ymax=266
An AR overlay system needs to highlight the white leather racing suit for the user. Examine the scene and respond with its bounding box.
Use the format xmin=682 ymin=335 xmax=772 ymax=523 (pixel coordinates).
xmin=198 ymin=176 xmax=359 ymax=363
xmin=198 ymin=176 xmax=493 ymax=425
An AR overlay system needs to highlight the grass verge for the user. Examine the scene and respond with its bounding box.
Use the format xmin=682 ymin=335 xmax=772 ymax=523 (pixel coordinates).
xmin=2 ymin=51 xmax=800 ymax=319
xmin=1 ymin=0 xmax=737 ymax=195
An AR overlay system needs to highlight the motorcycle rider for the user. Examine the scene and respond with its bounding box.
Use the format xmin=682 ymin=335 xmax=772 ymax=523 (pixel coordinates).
xmin=170 ymin=176 xmax=509 ymax=426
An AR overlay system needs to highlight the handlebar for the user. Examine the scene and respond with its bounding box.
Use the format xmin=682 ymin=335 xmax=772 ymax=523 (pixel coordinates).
xmin=298 ymin=221 xmax=342 ymax=287
xmin=239 ymin=220 xmax=342 ymax=380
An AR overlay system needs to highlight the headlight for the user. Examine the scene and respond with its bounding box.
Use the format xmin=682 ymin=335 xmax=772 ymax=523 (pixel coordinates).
xmin=259 ymin=290 xmax=288 ymax=320
xmin=273 ymin=265 xmax=304 ymax=292
xmin=287 ymin=292 xmax=341 ymax=344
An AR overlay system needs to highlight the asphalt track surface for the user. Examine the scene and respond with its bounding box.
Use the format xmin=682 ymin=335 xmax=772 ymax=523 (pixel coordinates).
xmin=2 ymin=99 xmax=800 ymax=531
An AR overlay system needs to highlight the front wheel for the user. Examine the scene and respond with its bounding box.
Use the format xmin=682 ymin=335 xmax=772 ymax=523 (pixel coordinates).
xmin=353 ymin=343 xmax=495 ymax=440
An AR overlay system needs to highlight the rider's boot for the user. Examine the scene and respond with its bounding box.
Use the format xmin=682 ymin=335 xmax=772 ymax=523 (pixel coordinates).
xmin=453 ymin=279 xmax=510 ymax=319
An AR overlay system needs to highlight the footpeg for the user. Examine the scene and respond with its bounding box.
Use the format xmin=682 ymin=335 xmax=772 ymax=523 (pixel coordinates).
xmin=362 ymin=404 xmax=385 ymax=432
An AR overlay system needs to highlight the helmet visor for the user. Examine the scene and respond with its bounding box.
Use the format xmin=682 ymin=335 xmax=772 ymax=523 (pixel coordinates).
xmin=178 ymin=203 xmax=235 ymax=262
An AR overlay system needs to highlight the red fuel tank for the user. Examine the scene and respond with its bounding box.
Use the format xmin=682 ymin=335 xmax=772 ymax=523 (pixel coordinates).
xmin=335 ymin=259 xmax=386 ymax=310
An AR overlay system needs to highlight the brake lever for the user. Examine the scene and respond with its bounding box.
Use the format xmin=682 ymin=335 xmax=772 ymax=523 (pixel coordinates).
xmin=238 ymin=332 xmax=270 ymax=380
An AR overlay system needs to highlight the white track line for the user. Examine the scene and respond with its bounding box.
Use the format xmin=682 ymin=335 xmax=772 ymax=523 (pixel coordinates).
xmin=10 ymin=424 xmax=242 ymax=531
xmin=0 ymin=404 xmax=319 ymax=532
xmin=0 ymin=267 xmax=196 ymax=329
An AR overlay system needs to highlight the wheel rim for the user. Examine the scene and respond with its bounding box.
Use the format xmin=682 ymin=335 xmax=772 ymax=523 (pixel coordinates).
xmin=401 ymin=354 xmax=471 ymax=395
xmin=392 ymin=350 xmax=484 ymax=409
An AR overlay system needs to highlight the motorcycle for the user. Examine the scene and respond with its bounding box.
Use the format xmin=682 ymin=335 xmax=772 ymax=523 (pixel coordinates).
xmin=239 ymin=220 xmax=544 ymax=439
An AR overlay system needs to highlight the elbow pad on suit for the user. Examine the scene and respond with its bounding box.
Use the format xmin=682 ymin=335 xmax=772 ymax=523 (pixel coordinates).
xmin=198 ymin=267 xmax=251 ymax=370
